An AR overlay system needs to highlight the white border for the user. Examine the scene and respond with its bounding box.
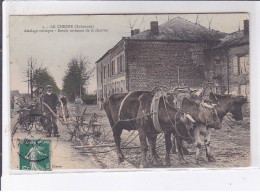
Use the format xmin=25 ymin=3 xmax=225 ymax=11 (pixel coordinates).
xmin=2 ymin=1 xmax=260 ymax=190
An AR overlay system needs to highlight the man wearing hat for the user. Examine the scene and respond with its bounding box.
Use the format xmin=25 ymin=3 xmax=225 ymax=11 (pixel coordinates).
xmin=42 ymin=85 xmax=60 ymax=137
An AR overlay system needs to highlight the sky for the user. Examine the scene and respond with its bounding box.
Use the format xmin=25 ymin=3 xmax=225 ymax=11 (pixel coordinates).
xmin=9 ymin=13 xmax=249 ymax=94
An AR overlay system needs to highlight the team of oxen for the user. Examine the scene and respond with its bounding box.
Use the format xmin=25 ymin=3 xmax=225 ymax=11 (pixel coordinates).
xmin=103 ymin=87 xmax=247 ymax=167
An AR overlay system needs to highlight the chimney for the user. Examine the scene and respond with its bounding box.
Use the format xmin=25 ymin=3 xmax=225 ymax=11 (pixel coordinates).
xmin=131 ymin=30 xmax=135 ymax=36
xmin=134 ymin=29 xmax=140 ymax=35
xmin=244 ymin=19 xmax=249 ymax=35
xmin=150 ymin=21 xmax=159 ymax=36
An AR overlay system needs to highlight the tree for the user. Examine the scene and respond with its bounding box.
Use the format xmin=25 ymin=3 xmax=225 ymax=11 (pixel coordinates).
xmin=62 ymin=55 xmax=94 ymax=101
xmin=33 ymin=67 xmax=60 ymax=94
xmin=24 ymin=57 xmax=60 ymax=97
xmin=206 ymin=15 xmax=214 ymax=29
xmin=195 ymin=14 xmax=200 ymax=25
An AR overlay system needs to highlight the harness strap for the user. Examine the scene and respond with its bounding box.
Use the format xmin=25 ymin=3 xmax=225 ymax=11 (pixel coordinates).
xmin=118 ymin=91 xmax=136 ymax=121
xmin=212 ymin=92 xmax=236 ymax=124
xmin=150 ymin=91 xmax=165 ymax=132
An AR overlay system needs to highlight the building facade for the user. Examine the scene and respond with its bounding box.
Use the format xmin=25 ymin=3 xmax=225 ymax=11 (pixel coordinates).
xmin=96 ymin=17 xmax=249 ymax=104
xmin=204 ymin=20 xmax=249 ymax=100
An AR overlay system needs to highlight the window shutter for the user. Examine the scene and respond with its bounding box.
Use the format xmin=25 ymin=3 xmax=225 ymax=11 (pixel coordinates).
xmin=245 ymin=55 xmax=250 ymax=73
xmin=233 ymin=56 xmax=238 ymax=75
xmin=247 ymin=85 xmax=250 ymax=101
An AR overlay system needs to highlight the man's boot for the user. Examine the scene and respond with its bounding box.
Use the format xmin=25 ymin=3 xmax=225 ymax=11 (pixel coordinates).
xmin=54 ymin=132 xmax=60 ymax=137
xmin=46 ymin=131 xmax=51 ymax=137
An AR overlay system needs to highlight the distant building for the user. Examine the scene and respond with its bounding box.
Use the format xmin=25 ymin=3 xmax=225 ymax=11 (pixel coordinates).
xmin=96 ymin=17 xmax=250 ymax=105
xmin=205 ymin=20 xmax=249 ymax=100
xmin=10 ymin=90 xmax=20 ymax=109
xmin=10 ymin=90 xmax=20 ymax=98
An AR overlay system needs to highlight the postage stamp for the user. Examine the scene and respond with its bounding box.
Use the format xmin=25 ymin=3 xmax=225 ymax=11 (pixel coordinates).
xmin=19 ymin=139 xmax=51 ymax=171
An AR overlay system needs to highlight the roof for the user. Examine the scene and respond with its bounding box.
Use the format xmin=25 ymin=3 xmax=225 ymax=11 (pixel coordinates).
xmin=96 ymin=38 xmax=125 ymax=63
xmin=96 ymin=49 xmax=111 ymax=63
xmin=213 ymin=30 xmax=249 ymax=49
xmin=129 ymin=17 xmax=226 ymax=42
xmin=20 ymin=93 xmax=30 ymax=98
xmin=96 ymin=17 xmax=227 ymax=63
xmin=10 ymin=90 xmax=20 ymax=97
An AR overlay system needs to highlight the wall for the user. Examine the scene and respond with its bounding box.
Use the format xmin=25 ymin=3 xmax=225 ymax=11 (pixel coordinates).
xmin=96 ymin=40 xmax=127 ymax=104
xmin=204 ymin=44 xmax=249 ymax=99
xmin=126 ymin=40 xmax=208 ymax=91
xmin=204 ymin=48 xmax=228 ymax=94
xmin=228 ymin=45 xmax=249 ymax=92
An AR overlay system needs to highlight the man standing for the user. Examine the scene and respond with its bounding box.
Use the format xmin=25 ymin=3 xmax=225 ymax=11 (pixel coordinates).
xmin=74 ymin=95 xmax=83 ymax=116
xmin=36 ymin=87 xmax=45 ymax=111
xmin=42 ymin=85 xmax=60 ymax=137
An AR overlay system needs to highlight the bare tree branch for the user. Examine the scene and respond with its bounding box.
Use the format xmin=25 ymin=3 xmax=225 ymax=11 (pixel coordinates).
xmin=195 ymin=14 xmax=200 ymax=25
xmin=206 ymin=15 xmax=214 ymax=29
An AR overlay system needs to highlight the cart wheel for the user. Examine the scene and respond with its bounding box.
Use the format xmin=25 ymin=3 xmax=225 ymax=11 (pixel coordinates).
xmin=78 ymin=125 xmax=90 ymax=145
xmin=34 ymin=117 xmax=44 ymax=132
xmin=92 ymin=125 xmax=105 ymax=145
xmin=23 ymin=118 xmax=33 ymax=132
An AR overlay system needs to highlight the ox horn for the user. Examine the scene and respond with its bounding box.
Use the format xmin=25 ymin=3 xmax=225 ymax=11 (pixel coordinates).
xmin=186 ymin=114 xmax=196 ymax=123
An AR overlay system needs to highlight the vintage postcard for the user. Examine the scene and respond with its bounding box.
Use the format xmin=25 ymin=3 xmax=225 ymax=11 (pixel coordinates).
xmin=10 ymin=13 xmax=250 ymax=171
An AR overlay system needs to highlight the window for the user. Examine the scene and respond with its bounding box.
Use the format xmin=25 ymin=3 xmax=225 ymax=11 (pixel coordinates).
xmin=240 ymin=84 xmax=249 ymax=98
xmin=121 ymin=80 xmax=125 ymax=92
xmin=107 ymin=64 xmax=110 ymax=77
xmin=112 ymin=83 xmax=114 ymax=93
xmin=239 ymin=55 xmax=249 ymax=74
xmin=117 ymin=57 xmax=120 ymax=73
xmin=117 ymin=82 xmax=120 ymax=92
xmin=215 ymin=86 xmax=222 ymax=95
xmin=233 ymin=55 xmax=249 ymax=75
xmin=232 ymin=86 xmax=240 ymax=95
xmin=119 ymin=56 xmax=123 ymax=72
xmin=233 ymin=56 xmax=239 ymax=75
xmin=103 ymin=66 xmax=106 ymax=79
xmin=100 ymin=63 xmax=103 ymax=83
xmin=214 ymin=60 xmax=221 ymax=76
xmin=122 ymin=54 xmax=125 ymax=71
xmin=111 ymin=60 xmax=115 ymax=75
xmin=104 ymin=85 xmax=107 ymax=98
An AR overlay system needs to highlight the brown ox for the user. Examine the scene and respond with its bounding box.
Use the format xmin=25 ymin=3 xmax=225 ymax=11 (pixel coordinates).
xmin=172 ymin=92 xmax=247 ymax=163
xmin=104 ymin=90 xmax=195 ymax=167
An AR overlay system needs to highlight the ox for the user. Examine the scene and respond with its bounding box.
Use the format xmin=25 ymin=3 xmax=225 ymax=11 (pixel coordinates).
xmin=209 ymin=92 xmax=247 ymax=121
xmin=173 ymin=92 xmax=247 ymax=163
xmin=103 ymin=90 xmax=195 ymax=167
xmin=167 ymin=97 xmax=222 ymax=164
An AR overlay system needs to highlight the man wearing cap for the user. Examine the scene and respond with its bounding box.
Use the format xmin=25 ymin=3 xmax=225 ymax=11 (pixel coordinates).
xmin=42 ymin=85 xmax=60 ymax=137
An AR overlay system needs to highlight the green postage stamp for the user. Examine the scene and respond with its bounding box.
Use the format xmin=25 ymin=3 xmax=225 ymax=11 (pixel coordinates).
xmin=19 ymin=139 xmax=51 ymax=171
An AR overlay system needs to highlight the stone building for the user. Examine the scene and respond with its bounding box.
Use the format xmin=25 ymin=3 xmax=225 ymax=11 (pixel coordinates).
xmin=96 ymin=18 xmax=250 ymax=104
xmin=96 ymin=17 xmax=227 ymax=104
xmin=204 ymin=20 xmax=249 ymax=100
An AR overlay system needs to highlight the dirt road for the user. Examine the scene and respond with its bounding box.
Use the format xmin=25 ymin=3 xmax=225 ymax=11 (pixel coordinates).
xmin=11 ymin=104 xmax=250 ymax=170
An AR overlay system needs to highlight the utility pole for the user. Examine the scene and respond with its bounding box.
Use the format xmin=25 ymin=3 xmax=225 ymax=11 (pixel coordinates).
xmin=80 ymin=83 xmax=81 ymax=98
xmin=27 ymin=68 xmax=30 ymax=95
xmin=177 ymin=65 xmax=180 ymax=87
xmin=30 ymin=60 xmax=33 ymax=99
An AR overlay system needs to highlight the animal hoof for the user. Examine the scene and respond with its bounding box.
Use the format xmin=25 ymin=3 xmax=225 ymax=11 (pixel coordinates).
xmin=118 ymin=157 xmax=124 ymax=163
xmin=180 ymin=158 xmax=188 ymax=164
xmin=172 ymin=149 xmax=177 ymax=154
xmin=183 ymin=149 xmax=193 ymax=155
xmin=154 ymin=156 xmax=163 ymax=165
xmin=208 ymin=155 xmax=216 ymax=162
xmin=195 ymin=157 xmax=202 ymax=165
xmin=164 ymin=160 xmax=171 ymax=166
xmin=140 ymin=163 xmax=149 ymax=168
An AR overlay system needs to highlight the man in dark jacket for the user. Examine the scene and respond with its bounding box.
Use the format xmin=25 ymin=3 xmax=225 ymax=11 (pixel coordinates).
xmin=42 ymin=85 xmax=60 ymax=137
